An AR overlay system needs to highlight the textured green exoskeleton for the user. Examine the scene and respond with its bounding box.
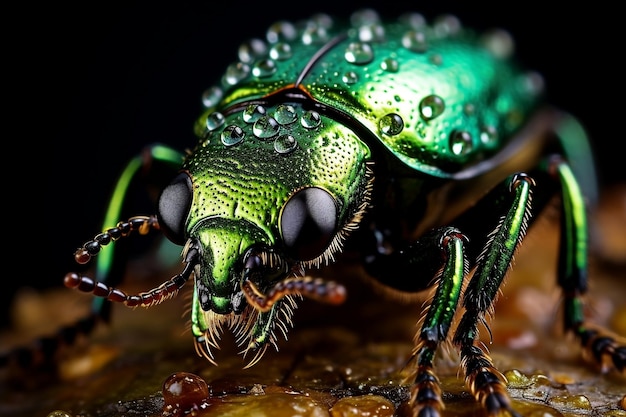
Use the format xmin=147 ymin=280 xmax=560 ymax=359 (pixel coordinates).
xmin=6 ymin=9 xmax=624 ymax=417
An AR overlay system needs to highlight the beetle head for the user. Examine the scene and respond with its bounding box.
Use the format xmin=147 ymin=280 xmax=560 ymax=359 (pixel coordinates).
xmin=156 ymin=102 xmax=372 ymax=365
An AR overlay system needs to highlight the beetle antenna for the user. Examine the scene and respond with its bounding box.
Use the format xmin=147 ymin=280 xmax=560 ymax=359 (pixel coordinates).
xmin=72 ymin=215 xmax=161 ymax=265
xmin=64 ymin=247 xmax=199 ymax=308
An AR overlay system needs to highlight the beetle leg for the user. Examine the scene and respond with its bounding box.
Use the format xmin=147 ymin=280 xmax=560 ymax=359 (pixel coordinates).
xmin=452 ymin=172 xmax=534 ymax=417
xmin=408 ymin=227 xmax=468 ymax=417
xmin=547 ymin=156 xmax=625 ymax=373
xmin=1 ymin=144 xmax=184 ymax=370
xmin=364 ymin=226 xmax=469 ymax=416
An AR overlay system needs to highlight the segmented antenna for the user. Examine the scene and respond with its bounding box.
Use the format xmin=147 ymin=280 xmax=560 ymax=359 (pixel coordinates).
xmin=65 ymin=215 xmax=197 ymax=308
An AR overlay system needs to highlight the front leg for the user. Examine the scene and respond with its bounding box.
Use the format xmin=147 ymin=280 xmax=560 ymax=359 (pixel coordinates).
xmin=410 ymin=227 xmax=470 ymax=417
xmin=365 ymin=227 xmax=468 ymax=417
xmin=364 ymin=172 xmax=534 ymax=417
xmin=452 ymin=173 xmax=534 ymax=417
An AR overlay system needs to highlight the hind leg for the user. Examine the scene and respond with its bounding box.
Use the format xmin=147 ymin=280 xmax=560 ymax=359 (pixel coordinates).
xmin=549 ymin=155 xmax=625 ymax=373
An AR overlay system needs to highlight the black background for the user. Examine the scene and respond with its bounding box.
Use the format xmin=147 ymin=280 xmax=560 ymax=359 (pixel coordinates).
xmin=5 ymin=2 xmax=623 ymax=327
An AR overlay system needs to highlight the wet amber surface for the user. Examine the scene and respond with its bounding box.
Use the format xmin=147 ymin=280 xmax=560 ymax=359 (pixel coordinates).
xmin=1 ymin=185 xmax=625 ymax=417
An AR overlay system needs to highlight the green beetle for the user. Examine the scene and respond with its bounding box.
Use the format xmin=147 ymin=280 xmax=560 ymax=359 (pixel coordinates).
xmin=5 ymin=9 xmax=624 ymax=417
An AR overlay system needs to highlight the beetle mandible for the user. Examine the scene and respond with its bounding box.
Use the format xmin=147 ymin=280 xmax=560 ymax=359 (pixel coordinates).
xmin=6 ymin=9 xmax=625 ymax=417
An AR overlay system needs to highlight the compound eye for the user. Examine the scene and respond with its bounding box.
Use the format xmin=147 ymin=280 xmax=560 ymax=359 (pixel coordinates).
xmin=157 ymin=172 xmax=193 ymax=245
xmin=280 ymin=187 xmax=337 ymax=261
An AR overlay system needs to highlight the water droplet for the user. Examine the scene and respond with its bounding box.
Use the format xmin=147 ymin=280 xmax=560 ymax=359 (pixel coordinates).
xmin=503 ymin=369 xmax=532 ymax=388
xmin=402 ymin=30 xmax=428 ymax=53
xmin=243 ymin=104 xmax=267 ymax=123
xmin=302 ymin=25 xmax=329 ymax=45
xmin=274 ymin=134 xmax=298 ymax=154
xmin=419 ymin=95 xmax=445 ymax=121
xmin=344 ymin=42 xmax=374 ymax=65
xmin=223 ymin=62 xmax=250 ymax=85
xmin=266 ymin=21 xmax=297 ymax=43
xmin=221 ymin=125 xmax=245 ymax=146
xmin=530 ymin=373 xmax=552 ymax=386
xmin=269 ymin=42 xmax=292 ymax=60
xmin=201 ymin=86 xmax=223 ymax=108
xmin=253 ymin=116 xmax=279 ymax=139
xmin=206 ymin=112 xmax=225 ymax=131
xmin=480 ymin=125 xmax=498 ymax=145
xmin=449 ymin=130 xmax=473 ymax=155
xmin=274 ymin=104 xmax=297 ymax=125
xmin=301 ymin=110 xmax=321 ymax=129
xmin=47 ymin=411 xmax=72 ymax=417
xmin=350 ymin=8 xmax=380 ymax=26
xmin=380 ymin=58 xmax=399 ymax=72
xmin=463 ymin=103 xmax=475 ymax=115
xmin=252 ymin=59 xmax=276 ymax=77
xmin=342 ymin=71 xmax=359 ymax=84
xmin=379 ymin=113 xmax=404 ymax=136
xmin=358 ymin=23 xmax=385 ymax=42
xmin=238 ymin=38 xmax=267 ymax=63
xmin=309 ymin=13 xmax=334 ymax=29
xmin=548 ymin=394 xmax=592 ymax=410
xmin=399 ymin=12 xmax=426 ymax=29
xmin=481 ymin=29 xmax=515 ymax=59
xmin=433 ymin=15 xmax=461 ymax=37
xmin=162 ymin=372 xmax=210 ymax=415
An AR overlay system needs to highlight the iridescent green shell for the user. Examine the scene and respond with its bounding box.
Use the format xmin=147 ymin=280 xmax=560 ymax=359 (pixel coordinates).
xmin=195 ymin=11 xmax=543 ymax=178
